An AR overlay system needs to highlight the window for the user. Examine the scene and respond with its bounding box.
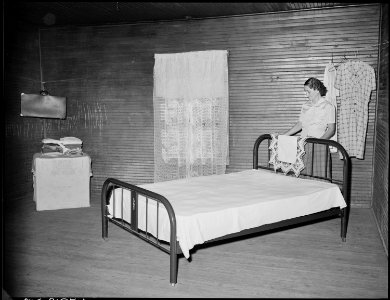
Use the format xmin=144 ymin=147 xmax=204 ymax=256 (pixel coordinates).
xmin=153 ymin=50 xmax=229 ymax=182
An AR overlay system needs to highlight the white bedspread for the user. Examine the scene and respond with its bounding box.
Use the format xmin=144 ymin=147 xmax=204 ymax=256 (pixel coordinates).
xmin=107 ymin=169 xmax=346 ymax=259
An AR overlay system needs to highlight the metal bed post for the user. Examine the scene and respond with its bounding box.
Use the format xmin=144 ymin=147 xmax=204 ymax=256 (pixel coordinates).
xmin=306 ymin=137 xmax=351 ymax=242
xmin=253 ymin=134 xmax=270 ymax=169
xmin=325 ymin=145 xmax=329 ymax=180
xmin=339 ymin=144 xmax=351 ymax=242
xmin=140 ymin=188 xmax=179 ymax=286
xmin=131 ymin=191 xmax=138 ymax=231
xmin=170 ymin=241 xmax=178 ymax=286
xmin=328 ymin=148 xmax=333 ymax=182
xmin=310 ymin=143 xmax=315 ymax=176
xmin=101 ymin=179 xmax=110 ymax=239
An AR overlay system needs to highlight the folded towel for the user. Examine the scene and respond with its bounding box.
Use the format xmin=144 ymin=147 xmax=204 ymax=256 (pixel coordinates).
xmin=277 ymin=135 xmax=298 ymax=163
xmin=60 ymin=137 xmax=82 ymax=145
xmin=269 ymin=134 xmax=307 ymax=177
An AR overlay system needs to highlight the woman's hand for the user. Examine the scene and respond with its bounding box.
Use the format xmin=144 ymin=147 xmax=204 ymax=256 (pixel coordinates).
xmin=284 ymin=121 xmax=302 ymax=136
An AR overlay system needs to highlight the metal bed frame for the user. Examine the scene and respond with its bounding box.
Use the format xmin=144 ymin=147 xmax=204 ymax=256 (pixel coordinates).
xmin=101 ymin=133 xmax=351 ymax=286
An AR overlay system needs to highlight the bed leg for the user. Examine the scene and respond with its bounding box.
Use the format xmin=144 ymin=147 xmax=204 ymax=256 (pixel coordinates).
xmin=169 ymin=242 xmax=179 ymax=286
xmin=101 ymin=180 xmax=111 ymax=240
xmin=102 ymin=208 xmax=108 ymax=240
xmin=102 ymin=216 xmax=108 ymax=240
xmin=340 ymin=208 xmax=348 ymax=242
xmin=170 ymin=253 xmax=178 ymax=286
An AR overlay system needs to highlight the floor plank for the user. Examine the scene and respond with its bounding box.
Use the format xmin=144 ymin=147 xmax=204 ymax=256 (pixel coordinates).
xmin=3 ymin=196 xmax=388 ymax=298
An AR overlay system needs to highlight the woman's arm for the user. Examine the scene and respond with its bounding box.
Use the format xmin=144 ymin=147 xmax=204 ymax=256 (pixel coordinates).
xmin=320 ymin=123 xmax=336 ymax=139
xmin=283 ymin=121 xmax=302 ymax=136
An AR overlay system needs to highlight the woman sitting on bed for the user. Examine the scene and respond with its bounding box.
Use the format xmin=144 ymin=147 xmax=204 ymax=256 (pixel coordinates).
xmin=283 ymin=77 xmax=336 ymax=177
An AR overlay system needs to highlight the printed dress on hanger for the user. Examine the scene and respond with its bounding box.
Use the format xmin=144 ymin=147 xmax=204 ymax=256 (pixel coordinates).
xmin=334 ymin=60 xmax=375 ymax=159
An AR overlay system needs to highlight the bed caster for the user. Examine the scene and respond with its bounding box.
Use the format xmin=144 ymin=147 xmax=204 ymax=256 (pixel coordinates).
xmin=342 ymin=237 xmax=346 ymax=242
xmin=171 ymin=283 xmax=176 ymax=287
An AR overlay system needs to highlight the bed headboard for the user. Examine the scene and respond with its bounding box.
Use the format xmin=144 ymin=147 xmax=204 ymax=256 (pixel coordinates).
xmin=253 ymin=134 xmax=351 ymax=205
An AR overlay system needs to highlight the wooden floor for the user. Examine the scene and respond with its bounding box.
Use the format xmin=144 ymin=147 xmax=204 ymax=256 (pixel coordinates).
xmin=3 ymin=195 xmax=388 ymax=298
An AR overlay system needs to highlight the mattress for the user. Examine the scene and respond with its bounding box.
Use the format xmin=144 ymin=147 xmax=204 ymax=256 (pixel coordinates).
xmin=107 ymin=169 xmax=346 ymax=259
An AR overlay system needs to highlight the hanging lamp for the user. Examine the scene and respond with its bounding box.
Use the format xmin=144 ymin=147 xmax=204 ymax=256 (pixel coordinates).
xmin=20 ymin=29 xmax=66 ymax=120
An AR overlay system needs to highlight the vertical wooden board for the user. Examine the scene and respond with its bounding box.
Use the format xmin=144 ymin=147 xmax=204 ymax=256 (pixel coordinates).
xmin=372 ymin=4 xmax=389 ymax=254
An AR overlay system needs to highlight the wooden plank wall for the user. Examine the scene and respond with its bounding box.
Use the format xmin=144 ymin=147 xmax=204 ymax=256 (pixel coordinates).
xmin=4 ymin=22 xmax=42 ymax=202
xmin=372 ymin=4 xmax=388 ymax=255
xmin=4 ymin=5 xmax=380 ymax=208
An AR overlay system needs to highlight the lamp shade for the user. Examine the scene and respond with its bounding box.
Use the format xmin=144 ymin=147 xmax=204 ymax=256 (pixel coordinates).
xmin=20 ymin=93 xmax=66 ymax=119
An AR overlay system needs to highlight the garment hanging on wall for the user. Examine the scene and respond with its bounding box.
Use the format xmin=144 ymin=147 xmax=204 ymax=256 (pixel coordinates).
xmin=323 ymin=62 xmax=339 ymax=153
xmin=334 ymin=59 xmax=376 ymax=159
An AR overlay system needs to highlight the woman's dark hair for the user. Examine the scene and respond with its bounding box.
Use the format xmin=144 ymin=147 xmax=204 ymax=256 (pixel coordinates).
xmin=304 ymin=77 xmax=327 ymax=96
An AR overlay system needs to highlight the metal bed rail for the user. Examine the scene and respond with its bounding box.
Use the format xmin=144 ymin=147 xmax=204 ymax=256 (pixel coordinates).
xmin=101 ymin=178 xmax=180 ymax=285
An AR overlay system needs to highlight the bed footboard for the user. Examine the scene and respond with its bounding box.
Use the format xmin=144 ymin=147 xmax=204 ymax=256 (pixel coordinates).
xmin=101 ymin=178 xmax=180 ymax=286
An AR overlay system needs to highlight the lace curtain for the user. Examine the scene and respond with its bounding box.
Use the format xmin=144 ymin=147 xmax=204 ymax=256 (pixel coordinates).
xmin=153 ymin=50 xmax=229 ymax=182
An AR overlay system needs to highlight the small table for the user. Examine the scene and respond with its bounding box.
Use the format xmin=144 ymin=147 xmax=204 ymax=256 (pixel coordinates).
xmin=32 ymin=152 xmax=92 ymax=211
